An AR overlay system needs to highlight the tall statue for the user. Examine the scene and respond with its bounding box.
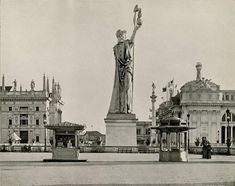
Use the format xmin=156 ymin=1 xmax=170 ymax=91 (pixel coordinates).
xmin=31 ymin=80 xmax=35 ymax=91
xmin=108 ymin=5 xmax=142 ymax=114
xmin=13 ymin=79 xmax=17 ymax=91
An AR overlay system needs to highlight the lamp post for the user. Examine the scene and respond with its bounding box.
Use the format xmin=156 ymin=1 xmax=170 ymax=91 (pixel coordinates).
xmin=43 ymin=113 xmax=47 ymax=152
xmin=187 ymin=113 xmax=190 ymax=152
xmin=226 ymin=108 xmax=231 ymax=155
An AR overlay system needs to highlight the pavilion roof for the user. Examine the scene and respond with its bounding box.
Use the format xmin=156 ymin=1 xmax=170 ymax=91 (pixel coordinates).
xmin=45 ymin=121 xmax=85 ymax=131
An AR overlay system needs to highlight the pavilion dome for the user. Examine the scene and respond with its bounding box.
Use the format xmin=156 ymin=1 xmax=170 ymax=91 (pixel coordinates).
xmin=180 ymin=63 xmax=220 ymax=92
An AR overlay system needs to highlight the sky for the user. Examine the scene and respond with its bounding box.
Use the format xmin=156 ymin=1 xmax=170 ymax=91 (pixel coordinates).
xmin=1 ymin=0 xmax=235 ymax=133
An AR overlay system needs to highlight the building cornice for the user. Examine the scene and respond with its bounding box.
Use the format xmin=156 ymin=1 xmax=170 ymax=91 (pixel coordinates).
xmin=181 ymin=102 xmax=235 ymax=107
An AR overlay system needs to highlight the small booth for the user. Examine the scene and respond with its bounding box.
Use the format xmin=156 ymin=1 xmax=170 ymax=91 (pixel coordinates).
xmin=151 ymin=116 xmax=195 ymax=162
xmin=43 ymin=122 xmax=86 ymax=162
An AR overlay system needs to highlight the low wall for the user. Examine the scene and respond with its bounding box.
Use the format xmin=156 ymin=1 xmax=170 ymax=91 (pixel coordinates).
xmin=0 ymin=144 xmax=235 ymax=155
xmin=0 ymin=144 xmax=52 ymax=152
xmin=79 ymin=146 xmax=159 ymax=153
xmin=190 ymin=146 xmax=235 ymax=155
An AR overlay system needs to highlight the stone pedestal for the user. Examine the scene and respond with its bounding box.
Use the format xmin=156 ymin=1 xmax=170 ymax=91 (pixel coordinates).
xmin=52 ymin=148 xmax=79 ymax=160
xmin=105 ymin=113 xmax=138 ymax=146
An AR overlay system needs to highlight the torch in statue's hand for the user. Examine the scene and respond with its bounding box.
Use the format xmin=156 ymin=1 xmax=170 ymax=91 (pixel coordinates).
xmin=133 ymin=5 xmax=143 ymax=29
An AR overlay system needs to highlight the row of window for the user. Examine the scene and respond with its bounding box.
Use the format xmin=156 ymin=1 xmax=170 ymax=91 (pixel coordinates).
xmin=8 ymin=106 xmax=40 ymax=111
xmin=9 ymin=119 xmax=41 ymax=126
xmin=222 ymin=94 xmax=234 ymax=101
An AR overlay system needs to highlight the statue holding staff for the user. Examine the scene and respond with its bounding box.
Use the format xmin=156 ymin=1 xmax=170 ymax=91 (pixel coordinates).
xmin=108 ymin=5 xmax=142 ymax=114
xmin=13 ymin=79 xmax=17 ymax=91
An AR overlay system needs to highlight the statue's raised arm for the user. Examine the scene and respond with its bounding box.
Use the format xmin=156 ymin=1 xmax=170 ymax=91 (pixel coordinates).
xmin=130 ymin=7 xmax=142 ymax=44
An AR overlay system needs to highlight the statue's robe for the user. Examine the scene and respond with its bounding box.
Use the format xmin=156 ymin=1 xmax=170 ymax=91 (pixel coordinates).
xmin=108 ymin=40 xmax=134 ymax=114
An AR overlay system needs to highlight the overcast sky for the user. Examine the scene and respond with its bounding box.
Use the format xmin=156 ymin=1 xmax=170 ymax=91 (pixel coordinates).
xmin=1 ymin=0 xmax=235 ymax=133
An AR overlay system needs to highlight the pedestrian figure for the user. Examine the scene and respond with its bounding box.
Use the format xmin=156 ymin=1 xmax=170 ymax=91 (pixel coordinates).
xmin=206 ymin=143 xmax=212 ymax=159
xmin=201 ymin=137 xmax=208 ymax=159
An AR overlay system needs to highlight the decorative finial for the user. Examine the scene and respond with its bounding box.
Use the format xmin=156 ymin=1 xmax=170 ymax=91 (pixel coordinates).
xmin=13 ymin=79 xmax=17 ymax=91
xmin=30 ymin=80 xmax=35 ymax=91
xmin=196 ymin=62 xmax=202 ymax=81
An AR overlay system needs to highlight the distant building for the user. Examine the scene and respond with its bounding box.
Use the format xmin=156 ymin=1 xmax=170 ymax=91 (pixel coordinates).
xmin=0 ymin=74 xmax=63 ymax=144
xmin=158 ymin=63 xmax=235 ymax=145
xmin=136 ymin=121 xmax=151 ymax=145
xmin=80 ymin=131 xmax=105 ymax=145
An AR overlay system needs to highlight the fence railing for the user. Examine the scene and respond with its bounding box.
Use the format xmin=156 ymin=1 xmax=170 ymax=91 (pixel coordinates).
xmin=0 ymin=144 xmax=234 ymax=154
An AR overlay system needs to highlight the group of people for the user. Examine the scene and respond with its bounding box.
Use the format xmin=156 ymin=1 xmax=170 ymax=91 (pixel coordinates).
xmin=201 ymin=137 xmax=212 ymax=159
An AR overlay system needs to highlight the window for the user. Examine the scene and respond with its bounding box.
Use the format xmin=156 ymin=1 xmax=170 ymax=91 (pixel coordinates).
xmin=20 ymin=114 xmax=28 ymax=125
xmin=226 ymin=95 xmax=229 ymax=101
xmin=9 ymin=107 xmax=12 ymax=111
xmin=36 ymin=119 xmax=39 ymax=125
xmin=231 ymin=95 xmax=234 ymax=101
xmin=36 ymin=136 xmax=39 ymax=142
xmin=137 ymin=128 xmax=141 ymax=135
xmin=232 ymin=113 xmax=235 ymax=122
xmin=222 ymin=114 xmax=226 ymax=121
xmin=9 ymin=119 xmax=12 ymax=125
xmin=36 ymin=107 xmax=39 ymax=111
xmin=20 ymin=107 xmax=28 ymax=111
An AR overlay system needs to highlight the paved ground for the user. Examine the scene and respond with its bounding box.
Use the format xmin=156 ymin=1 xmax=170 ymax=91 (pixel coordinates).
xmin=0 ymin=153 xmax=235 ymax=186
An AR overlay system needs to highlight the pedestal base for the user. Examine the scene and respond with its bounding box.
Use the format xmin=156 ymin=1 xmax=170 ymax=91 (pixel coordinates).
xmin=105 ymin=113 xmax=138 ymax=146
xmin=159 ymin=149 xmax=188 ymax=162
xmin=43 ymin=148 xmax=87 ymax=162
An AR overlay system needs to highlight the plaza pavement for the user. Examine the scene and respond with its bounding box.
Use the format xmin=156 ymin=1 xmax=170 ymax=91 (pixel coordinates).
xmin=0 ymin=152 xmax=235 ymax=186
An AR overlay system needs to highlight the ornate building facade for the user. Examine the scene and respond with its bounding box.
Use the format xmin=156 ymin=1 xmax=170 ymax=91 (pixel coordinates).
xmin=0 ymin=74 xmax=62 ymax=144
xmin=158 ymin=63 xmax=235 ymax=145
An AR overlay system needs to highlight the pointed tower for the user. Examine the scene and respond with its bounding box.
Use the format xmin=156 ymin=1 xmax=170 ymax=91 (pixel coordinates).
xmin=43 ymin=74 xmax=46 ymax=92
xmin=2 ymin=74 xmax=5 ymax=92
xmin=52 ymin=77 xmax=55 ymax=98
xmin=47 ymin=77 xmax=50 ymax=94
xmin=150 ymin=82 xmax=157 ymax=145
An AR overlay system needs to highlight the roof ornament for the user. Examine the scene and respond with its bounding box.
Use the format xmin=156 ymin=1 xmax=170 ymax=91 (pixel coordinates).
xmin=13 ymin=79 xmax=17 ymax=91
xmin=31 ymin=80 xmax=35 ymax=91
xmin=195 ymin=62 xmax=202 ymax=81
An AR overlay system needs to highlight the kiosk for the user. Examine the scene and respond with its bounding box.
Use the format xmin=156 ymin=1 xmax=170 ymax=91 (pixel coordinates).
xmin=151 ymin=116 xmax=195 ymax=162
xmin=43 ymin=122 xmax=86 ymax=162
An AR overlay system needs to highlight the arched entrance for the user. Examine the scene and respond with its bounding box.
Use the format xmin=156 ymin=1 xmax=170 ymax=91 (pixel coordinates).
xmin=221 ymin=112 xmax=235 ymax=145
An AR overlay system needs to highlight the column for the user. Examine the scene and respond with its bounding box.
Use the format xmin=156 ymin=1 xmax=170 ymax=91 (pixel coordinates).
xmin=231 ymin=127 xmax=233 ymax=145
xmin=75 ymin=131 xmax=78 ymax=148
xmin=225 ymin=126 xmax=227 ymax=142
xmin=208 ymin=110 xmax=212 ymax=142
xmin=217 ymin=110 xmax=220 ymax=144
xmin=178 ymin=133 xmax=181 ymax=149
xmin=176 ymin=132 xmax=178 ymax=149
xmin=53 ymin=130 xmax=56 ymax=148
xmin=159 ymin=132 xmax=162 ymax=151
xmin=167 ymin=132 xmax=171 ymax=151
xmin=197 ymin=110 xmax=200 ymax=139
xmin=184 ymin=132 xmax=187 ymax=151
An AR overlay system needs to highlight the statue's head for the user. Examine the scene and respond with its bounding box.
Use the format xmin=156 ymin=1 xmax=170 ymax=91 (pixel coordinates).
xmin=116 ymin=29 xmax=126 ymax=42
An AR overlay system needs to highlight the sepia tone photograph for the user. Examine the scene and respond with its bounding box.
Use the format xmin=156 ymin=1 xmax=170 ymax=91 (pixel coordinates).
xmin=0 ymin=0 xmax=235 ymax=185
